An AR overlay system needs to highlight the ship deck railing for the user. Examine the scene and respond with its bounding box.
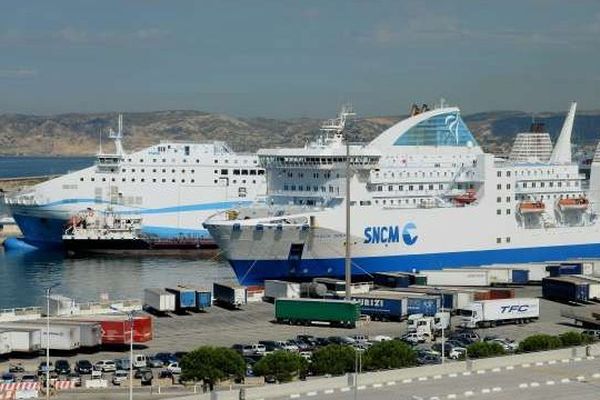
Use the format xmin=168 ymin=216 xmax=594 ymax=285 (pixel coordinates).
xmin=0 ymin=307 xmax=42 ymax=322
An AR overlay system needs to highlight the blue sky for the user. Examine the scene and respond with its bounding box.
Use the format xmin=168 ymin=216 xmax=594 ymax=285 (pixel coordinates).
xmin=0 ymin=0 xmax=599 ymax=117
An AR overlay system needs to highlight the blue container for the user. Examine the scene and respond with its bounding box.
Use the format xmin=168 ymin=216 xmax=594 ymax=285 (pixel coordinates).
xmin=440 ymin=293 xmax=455 ymax=310
xmin=166 ymin=287 xmax=197 ymax=311
xmin=546 ymin=265 xmax=561 ymax=277
xmin=373 ymin=272 xmax=413 ymax=288
xmin=559 ymin=263 xmax=583 ymax=275
xmin=406 ymin=296 xmax=440 ymax=316
xmin=351 ymin=296 xmax=405 ymax=320
xmin=511 ymin=269 xmax=529 ymax=284
xmin=542 ymin=277 xmax=589 ymax=302
xmin=195 ymin=291 xmax=212 ymax=311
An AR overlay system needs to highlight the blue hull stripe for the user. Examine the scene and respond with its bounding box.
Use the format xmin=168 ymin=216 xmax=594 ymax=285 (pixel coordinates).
xmin=229 ymin=242 xmax=600 ymax=285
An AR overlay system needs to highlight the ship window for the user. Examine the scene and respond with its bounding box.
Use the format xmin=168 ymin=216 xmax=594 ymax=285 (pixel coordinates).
xmin=540 ymin=182 xmax=545 ymax=188
xmin=152 ymin=178 xmax=156 ymax=182
xmin=131 ymin=169 xmax=135 ymax=172
xmin=506 ymin=209 xmax=511 ymax=215
xmin=497 ymin=171 xmax=502 ymax=177
xmin=428 ymin=184 xmax=434 ymax=190
xmin=496 ymin=184 xmax=501 ymax=190
xmin=250 ymin=170 xmax=257 ymax=175
xmin=284 ymin=185 xmax=289 ymax=190
xmin=102 ymin=178 xmax=106 ymax=182
xmin=532 ymin=182 xmax=536 ymax=188
xmin=242 ymin=180 xmax=246 ymax=184
xmin=292 ymin=185 xmax=297 ymax=190
xmin=558 ymin=182 xmax=562 ymax=187
xmin=506 ymin=237 xmax=511 ymax=243
xmin=111 ymin=178 xmax=115 ymax=182
xmin=139 ymin=159 xmax=143 ymax=163
xmin=438 ymin=184 xmax=443 ymax=190
xmin=122 ymin=178 xmax=126 ymax=182
xmin=191 ymin=179 xmax=195 ymax=183
xmin=214 ymin=159 xmax=218 ymax=163
xmin=242 ymin=170 xmax=248 ymax=175
xmin=506 ymin=196 xmax=511 ymax=202
xmin=549 ymin=182 xmax=554 ymax=187
xmin=523 ymin=182 xmax=527 ymax=188
xmin=153 ymin=159 xmax=156 ymax=162
xmin=162 ymin=159 xmax=166 ymax=163
xmin=172 ymin=169 xmax=175 ymax=173
xmin=258 ymin=170 xmax=265 ymax=175
xmin=122 ymin=169 xmax=126 ymax=173
xmin=172 ymin=179 xmax=176 ymax=183
xmin=377 ymin=186 xmax=383 ymax=192
xmin=388 ymin=185 xmax=393 ymax=191
xmin=496 ymin=237 xmax=501 ymax=244
xmin=196 ymin=159 xmax=200 ymax=163
xmin=80 ymin=178 xmax=84 ymax=181
xmin=91 ymin=178 xmax=95 ymax=182
xmin=506 ymin=184 xmax=511 ymax=189
xmin=162 ymin=178 xmax=166 ymax=182
xmin=162 ymin=169 xmax=166 ymax=173
xmin=409 ymin=185 xmax=414 ymax=191
xmin=496 ymin=209 xmax=501 ymax=215
xmin=181 ymin=169 xmax=185 ymax=173
xmin=184 ymin=146 xmax=190 ymax=156
xmin=418 ymin=185 xmax=423 ymax=190
xmin=181 ymin=179 xmax=185 ymax=183
xmin=234 ymin=169 xmax=240 ymax=175
xmin=141 ymin=178 xmax=145 ymax=182
xmin=497 ymin=197 xmax=501 ymax=203
xmin=131 ymin=178 xmax=135 ymax=182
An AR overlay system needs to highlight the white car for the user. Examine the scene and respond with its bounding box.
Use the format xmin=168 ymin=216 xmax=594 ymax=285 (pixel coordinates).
xmin=402 ymin=333 xmax=426 ymax=345
xmin=112 ymin=370 xmax=128 ymax=386
xmin=448 ymin=347 xmax=467 ymax=360
xmin=487 ymin=338 xmax=518 ymax=352
xmin=166 ymin=362 xmax=181 ymax=375
xmin=370 ymin=335 xmax=392 ymax=342
xmin=276 ymin=341 xmax=298 ymax=352
xmin=299 ymin=351 xmax=312 ymax=361
xmin=95 ymin=360 xmax=117 ymax=373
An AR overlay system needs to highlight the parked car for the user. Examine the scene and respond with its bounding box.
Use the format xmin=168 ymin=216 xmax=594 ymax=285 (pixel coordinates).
xmin=417 ymin=353 xmax=441 ymax=365
xmin=94 ymin=360 xmax=117 ymax=373
xmin=55 ymin=360 xmax=71 ymax=375
xmin=370 ymin=335 xmax=392 ymax=342
xmin=296 ymin=335 xmax=317 ymax=348
xmin=8 ymin=363 xmax=24 ymax=373
xmin=147 ymin=355 xmax=165 ymax=368
xmin=401 ymin=332 xmax=426 ymax=345
xmin=20 ymin=374 xmax=38 ymax=383
xmin=449 ymin=347 xmax=467 ymax=360
xmin=154 ymin=352 xmax=178 ymax=364
xmin=232 ymin=344 xmax=257 ymax=357
xmin=37 ymin=362 xmax=55 ymax=376
xmin=484 ymin=338 xmax=518 ymax=352
xmin=115 ymin=358 xmax=130 ymax=371
xmin=259 ymin=341 xmax=283 ymax=353
xmin=91 ymin=369 xmax=102 ymax=379
xmin=134 ymin=368 xmax=153 ymax=379
xmin=250 ymin=344 xmax=267 ymax=356
xmin=452 ymin=331 xmax=480 ymax=343
xmin=327 ymin=336 xmax=356 ymax=346
xmin=582 ymin=330 xmax=600 ymax=340
xmin=67 ymin=372 xmax=82 ymax=387
xmin=299 ymin=351 xmax=312 ymax=361
xmin=75 ymin=360 xmax=93 ymax=374
xmin=287 ymin=339 xmax=311 ymax=351
xmin=112 ymin=370 xmax=129 ymax=386
xmin=315 ymin=337 xmax=331 ymax=347
xmin=1 ymin=373 xmax=16 ymax=384
xmin=165 ymin=362 xmax=181 ymax=374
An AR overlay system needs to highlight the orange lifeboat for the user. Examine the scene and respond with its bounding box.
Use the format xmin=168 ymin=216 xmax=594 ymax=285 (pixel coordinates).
xmin=519 ymin=201 xmax=545 ymax=213
xmin=452 ymin=189 xmax=477 ymax=205
xmin=558 ymin=197 xmax=589 ymax=211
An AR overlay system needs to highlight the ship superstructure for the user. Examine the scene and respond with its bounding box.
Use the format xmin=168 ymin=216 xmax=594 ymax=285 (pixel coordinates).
xmin=204 ymin=102 xmax=600 ymax=285
xmin=4 ymin=115 xmax=266 ymax=247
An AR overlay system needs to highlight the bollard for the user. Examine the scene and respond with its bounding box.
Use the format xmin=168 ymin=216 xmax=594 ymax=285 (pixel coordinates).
xmin=239 ymin=388 xmax=246 ymax=400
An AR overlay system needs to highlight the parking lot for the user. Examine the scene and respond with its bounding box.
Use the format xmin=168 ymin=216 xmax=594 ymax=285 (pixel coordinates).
xmin=0 ymin=285 xmax=593 ymax=396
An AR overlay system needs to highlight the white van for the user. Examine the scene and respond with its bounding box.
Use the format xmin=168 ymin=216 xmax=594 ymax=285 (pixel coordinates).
xmin=132 ymin=354 xmax=147 ymax=369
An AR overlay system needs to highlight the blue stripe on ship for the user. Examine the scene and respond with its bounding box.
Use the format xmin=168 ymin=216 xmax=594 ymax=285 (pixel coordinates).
xmin=229 ymin=242 xmax=600 ymax=285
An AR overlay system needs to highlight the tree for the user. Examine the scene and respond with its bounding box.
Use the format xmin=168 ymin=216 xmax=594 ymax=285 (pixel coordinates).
xmin=310 ymin=345 xmax=356 ymax=376
xmin=253 ymin=351 xmax=308 ymax=383
xmin=466 ymin=342 xmax=505 ymax=359
xmin=364 ymin=340 xmax=417 ymax=370
xmin=180 ymin=346 xmax=245 ymax=387
xmin=518 ymin=334 xmax=562 ymax=353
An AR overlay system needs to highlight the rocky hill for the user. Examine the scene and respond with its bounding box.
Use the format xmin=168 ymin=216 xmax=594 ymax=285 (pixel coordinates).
xmin=0 ymin=109 xmax=599 ymax=156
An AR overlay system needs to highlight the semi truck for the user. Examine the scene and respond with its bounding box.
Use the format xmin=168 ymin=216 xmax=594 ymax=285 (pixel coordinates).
xmin=275 ymin=298 xmax=360 ymax=328
xmin=407 ymin=312 xmax=451 ymax=338
xmin=458 ymin=298 xmax=539 ymax=329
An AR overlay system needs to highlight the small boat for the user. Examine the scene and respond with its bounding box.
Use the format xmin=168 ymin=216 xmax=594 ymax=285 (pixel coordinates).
xmin=62 ymin=209 xmax=217 ymax=255
xmin=452 ymin=189 xmax=477 ymax=205
xmin=519 ymin=201 xmax=545 ymax=213
xmin=557 ymin=197 xmax=589 ymax=211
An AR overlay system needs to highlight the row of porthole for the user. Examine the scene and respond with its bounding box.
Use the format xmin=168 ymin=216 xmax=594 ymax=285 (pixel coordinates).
xmin=79 ymin=176 xmax=258 ymax=185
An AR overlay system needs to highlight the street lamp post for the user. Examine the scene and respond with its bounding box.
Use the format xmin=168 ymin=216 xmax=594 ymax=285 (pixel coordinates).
xmin=111 ymin=306 xmax=136 ymax=400
xmin=45 ymin=283 xmax=59 ymax=400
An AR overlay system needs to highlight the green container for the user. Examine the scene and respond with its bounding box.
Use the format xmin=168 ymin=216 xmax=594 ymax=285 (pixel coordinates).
xmin=415 ymin=276 xmax=428 ymax=286
xmin=275 ymin=298 xmax=360 ymax=328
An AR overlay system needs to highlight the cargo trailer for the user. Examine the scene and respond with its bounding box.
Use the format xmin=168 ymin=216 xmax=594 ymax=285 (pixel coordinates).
xmin=312 ymin=278 xmax=372 ymax=297
xmin=213 ymin=282 xmax=246 ymax=309
xmin=264 ymin=280 xmax=301 ymax=301
xmin=458 ymin=298 xmax=539 ymax=328
xmin=373 ymin=272 xmax=414 ymax=288
xmin=542 ymin=277 xmax=590 ymax=303
xmin=49 ymin=320 xmax=102 ymax=348
xmin=417 ymin=270 xmax=490 ymax=286
xmin=144 ymin=289 xmax=176 ymax=313
xmin=165 ymin=286 xmax=197 ymax=312
xmin=4 ymin=328 xmax=41 ymax=352
xmin=406 ymin=296 xmax=440 ymax=316
xmin=1 ymin=322 xmax=80 ymax=351
xmin=351 ymin=293 xmax=407 ymax=321
xmin=70 ymin=315 xmax=153 ymax=344
xmin=0 ymin=331 xmax=11 ymax=354
xmin=275 ymin=298 xmax=360 ymax=328
xmin=195 ymin=291 xmax=212 ymax=311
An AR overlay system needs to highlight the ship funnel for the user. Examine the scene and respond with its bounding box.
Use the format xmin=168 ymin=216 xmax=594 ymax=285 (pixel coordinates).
xmin=549 ymin=102 xmax=577 ymax=164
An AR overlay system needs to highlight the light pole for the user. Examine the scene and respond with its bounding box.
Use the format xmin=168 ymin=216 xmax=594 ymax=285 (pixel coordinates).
xmin=353 ymin=348 xmax=362 ymax=400
xmin=111 ymin=306 xmax=136 ymax=400
xmin=45 ymin=283 xmax=59 ymax=400
xmin=440 ymin=307 xmax=445 ymax=365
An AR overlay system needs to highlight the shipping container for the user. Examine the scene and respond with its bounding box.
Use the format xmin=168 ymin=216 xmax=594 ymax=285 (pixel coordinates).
xmin=144 ymin=289 xmax=176 ymax=313
xmin=511 ymin=269 xmax=529 ymax=284
xmin=1 ymin=322 xmax=80 ymax=350
xmin=48 ymin=295 xmax=78 ymax=317
xmin=569 ymin=276 xmax=600 ymax=300
xmin=5 ymin=328 xmax=41 ymax=352
xmin=275 ymin=298 xmax=360 ymax=328
xmin=312 ymin=278 xmax=372 ymax=296
xmin=165 ymin=286 xmax=197 ymax=312
xmin=264 ymin=280 xmax=301 ymax=301
xmin=246 ymin=285 xmax=264 ymax=303
xmin=496 ymin=263 xmax=549 ymax=282
xmin=213 ymin=282 xmax=247 ymax=309
xmin=418 ymin=270 xmax=490 ymax=286
xmin=542 ymin=277 xmax=589 ymax=303
xmin=373 ymin=272 xmax=414 ymax=288
xmin=459 ymin=298 xmax=539 ymax=328
xmin=489 ymin=288 xmax=515 ymax=300
xmin=71 ymin=315 xmax=153 ymax=344
xmin=406 ymin=296 xmax=440 ymax=316
xmin=351 ymin=293 xmax=407 ymax=321
xmin=50 ymin=320 xmax=102 ymax=348
xmin=195 ymin=291 xmax=212 ymax=311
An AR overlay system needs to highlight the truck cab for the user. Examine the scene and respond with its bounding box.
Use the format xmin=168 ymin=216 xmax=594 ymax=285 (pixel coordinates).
xmin=458 ymin=304 xmax=481 ymax=329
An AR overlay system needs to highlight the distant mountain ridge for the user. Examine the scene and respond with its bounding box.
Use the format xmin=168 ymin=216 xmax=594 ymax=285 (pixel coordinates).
xmin=0 ymin=109 xmax=599 ymax=156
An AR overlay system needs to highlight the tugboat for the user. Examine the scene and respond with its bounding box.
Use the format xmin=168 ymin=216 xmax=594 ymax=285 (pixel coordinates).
xmin=62 ymin=208 xmax=217 ymax=255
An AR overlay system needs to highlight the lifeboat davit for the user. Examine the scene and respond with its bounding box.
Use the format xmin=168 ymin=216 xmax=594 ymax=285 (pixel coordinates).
xmin=452 ymin=189 xmax=477 ymax=205
xmin=519 ymin=201 xmax=545 ymax=213
xmin=558 ymin=197 xmax=589 ymax=211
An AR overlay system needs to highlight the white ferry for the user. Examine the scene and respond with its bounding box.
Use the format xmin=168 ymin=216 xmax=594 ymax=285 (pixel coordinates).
xmin=4 ymin=115 xmax=266 ymax=248
xmin=204 ymin=102 xmax=600 ymax=285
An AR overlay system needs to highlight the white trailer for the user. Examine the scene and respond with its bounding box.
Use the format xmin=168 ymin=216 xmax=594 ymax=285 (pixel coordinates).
xmin=0 ymin=330 xmax=11 ymax=354
xmin=264 ymin=280 xmax=301 ymax=301
xmin=144 ymin=288 xmax=176 ymax=312
xmin=50 ymin=320 xmax=102 ymax=348
xmin=418 ymin=270 xmax=490 ymax=287
xmin=458 ymin=298 xmax=539 ymax=329
xmin=6 ymin=328 xmax=41 ymax=352
xmin=1 ymin=322 xmax=80 ymax=351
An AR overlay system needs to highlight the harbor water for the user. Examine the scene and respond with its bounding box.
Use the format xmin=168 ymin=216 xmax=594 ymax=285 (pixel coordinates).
xmin=0 ymin=156 xmax=94 ymax=179
xmin=0 ymin=248 xmax=236 ymax=309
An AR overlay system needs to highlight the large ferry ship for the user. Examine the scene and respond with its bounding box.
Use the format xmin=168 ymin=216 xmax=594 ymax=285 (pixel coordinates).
xmin=204 ymin=102 xmax=600 ymax=285
xmin=4 ymin=115 xmax=266 ymax=248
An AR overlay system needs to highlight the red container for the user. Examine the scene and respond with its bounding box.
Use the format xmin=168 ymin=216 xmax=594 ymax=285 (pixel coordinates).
xmin=473 ymin=290 xmax=492 ymax=301
xmin=489 ymin=288 xmax=515 ymax=300
xmin=74 ymin=315 xmax=153 ymax=344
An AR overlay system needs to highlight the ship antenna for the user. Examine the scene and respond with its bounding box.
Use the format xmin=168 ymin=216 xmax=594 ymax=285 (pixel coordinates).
xmin=109 ymin=114 xmax=125 ymax=156
xmin=98 ymin=129 xmax=103 ymax=155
